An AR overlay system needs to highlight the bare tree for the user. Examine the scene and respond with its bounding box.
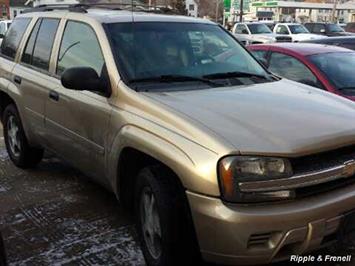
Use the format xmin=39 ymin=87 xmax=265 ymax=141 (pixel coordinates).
xmin=198 ymin=0 xmax=223 ymax=19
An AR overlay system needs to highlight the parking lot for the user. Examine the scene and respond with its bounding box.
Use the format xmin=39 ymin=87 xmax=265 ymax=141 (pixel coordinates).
xmin=0 ymin=122 xmax=354 ymax=266
xmin=0 ymin=124 xmax=145 ymax=266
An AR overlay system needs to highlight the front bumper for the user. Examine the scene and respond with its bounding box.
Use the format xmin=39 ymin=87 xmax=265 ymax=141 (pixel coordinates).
xmin=187 ymin=183 xmax=355 ymax=265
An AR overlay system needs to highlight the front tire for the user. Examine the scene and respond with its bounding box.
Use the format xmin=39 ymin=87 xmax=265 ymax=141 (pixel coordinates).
xmin=135 ymin=166 xmax=200 ymax=266
xmin=2 ymin=104 xmax=43 ymax=168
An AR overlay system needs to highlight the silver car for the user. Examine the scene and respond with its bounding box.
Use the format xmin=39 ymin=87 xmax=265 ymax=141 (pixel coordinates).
xmin=233 ymin=22 xmax=292 ymax=44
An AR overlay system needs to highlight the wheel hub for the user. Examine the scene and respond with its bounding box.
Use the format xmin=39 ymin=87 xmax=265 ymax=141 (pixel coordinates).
xmin=140 ymin=187 xmax=162 ymax=259
xmin=7 ymin=116 xmax=21 ymax=157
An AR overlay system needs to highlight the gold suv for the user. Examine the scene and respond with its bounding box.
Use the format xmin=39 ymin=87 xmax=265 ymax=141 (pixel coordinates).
xmin=0 ymin=5 xmax=355 ymax=266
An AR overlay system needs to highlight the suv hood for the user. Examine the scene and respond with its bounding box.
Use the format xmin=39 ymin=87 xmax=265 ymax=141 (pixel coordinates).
xmin=144 ymin=79 xmax=355 ymax=156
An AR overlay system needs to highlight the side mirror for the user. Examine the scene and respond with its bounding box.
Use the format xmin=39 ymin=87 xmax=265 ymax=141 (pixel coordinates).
xmin=242 ymin=29 xmax=249 ymax=34
xmin=320 ymin=29 xmax=326 ymax=33
xmin=61 ymin=67 xmax=102 ymax=92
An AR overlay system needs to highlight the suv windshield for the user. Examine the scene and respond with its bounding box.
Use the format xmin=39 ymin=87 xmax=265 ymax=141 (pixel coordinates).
xmin=328 ymin=24 xmax=344 ymax=33
xmin=289 ymin=24 xmax=309 ymax=34
xmin=106 ymin=22 xmax=269 ymax=90
xmin=309 ymin=52 xmax=355 ymax=95
xmin=248 ymin=24 xmax=272 ymax=34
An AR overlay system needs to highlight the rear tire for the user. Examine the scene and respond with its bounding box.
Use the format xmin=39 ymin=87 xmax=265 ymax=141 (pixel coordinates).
xmin=2 ymin=104 xmax=43 ymax=168
xmin=135 ymin=165 xmax=200 ymax=266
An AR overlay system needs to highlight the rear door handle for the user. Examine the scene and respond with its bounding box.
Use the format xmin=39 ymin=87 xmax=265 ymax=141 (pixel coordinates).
xmin=49 ymin=90 xmax=59 ymax=101
xmin=14 ymin=76 xmax=21 ymax=85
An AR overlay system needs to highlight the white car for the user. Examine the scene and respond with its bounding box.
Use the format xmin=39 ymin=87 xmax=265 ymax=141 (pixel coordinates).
xmin=0 ymin=20 xmax=12 ymax=45
xmin=233 ymin=22 xmax=292 ymax=45
xmin=274 ymin=23 xmax=326 ymax=42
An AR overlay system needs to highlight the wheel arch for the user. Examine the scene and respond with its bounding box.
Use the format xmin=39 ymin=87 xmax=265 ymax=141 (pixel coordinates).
xmin=0 ymin=91 xmax=16 ymax=121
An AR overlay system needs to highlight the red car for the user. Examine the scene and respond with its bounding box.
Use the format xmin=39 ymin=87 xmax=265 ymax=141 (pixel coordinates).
xmin=248 ymin=43 xmax=355 ymax=101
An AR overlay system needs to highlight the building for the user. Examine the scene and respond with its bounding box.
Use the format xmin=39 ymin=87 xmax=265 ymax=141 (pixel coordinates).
xmin=9 ymin=0 xmax=27 ymax=19
xmin=186 ymin=0 xmax=198 ymax=17
xmin=248 ymin=0 xmax=355 ymax=23
xmin=0 ymin=0 xmax=9 ymax=19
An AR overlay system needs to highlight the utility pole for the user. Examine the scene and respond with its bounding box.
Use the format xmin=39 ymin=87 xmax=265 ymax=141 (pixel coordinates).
xmin=331 ymin=0 xmax=338 ymax=23
xmin=239 ymin=0 xmax=244 ymax=22
xmin=216 ymin=0 xmax=220 ymax=22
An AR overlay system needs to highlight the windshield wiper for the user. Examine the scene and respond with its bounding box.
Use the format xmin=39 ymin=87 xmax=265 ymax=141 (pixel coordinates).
xmin=128 ymin=75 xmax=221 ymax=87
xmin=203 ymin=71 xmax=271 ymax=80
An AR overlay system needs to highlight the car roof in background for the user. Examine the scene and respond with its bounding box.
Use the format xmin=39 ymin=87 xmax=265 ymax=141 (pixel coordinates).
xmin=276 ymin=23 xmax=301 ymax=25
xmin=18 ymin=8 xmax=215 ymax=24
xmin=249 ymin=43 xmax=353 ymax=55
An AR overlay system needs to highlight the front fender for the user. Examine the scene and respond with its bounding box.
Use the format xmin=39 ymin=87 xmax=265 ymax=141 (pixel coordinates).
xmin=107 ymin=124 xmax=221 ymax=198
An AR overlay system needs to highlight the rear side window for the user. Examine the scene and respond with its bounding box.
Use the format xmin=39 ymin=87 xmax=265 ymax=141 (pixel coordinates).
xmin=268 ymin=52 xmax=320 ymax=88
xmin=313 ymin=24 xmax=325 ymax=33
xmin=250 ymin=50 xmax=268 ymax=61
xmin=21 ymin=18 xmax=60 ymax=71
xmin=56 ymin=21 xmax=104 ymax=76
xmin=1 ymin=18 xmax=31 ymax=59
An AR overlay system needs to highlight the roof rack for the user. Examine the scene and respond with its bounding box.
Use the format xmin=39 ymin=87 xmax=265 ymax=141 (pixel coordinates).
xmin=22 ymin=4 xmax=89 ymax=13
xmin=22 ymin=2 xmax=183 ymax=15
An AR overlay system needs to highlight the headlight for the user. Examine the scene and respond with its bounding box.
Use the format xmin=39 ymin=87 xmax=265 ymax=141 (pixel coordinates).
xmin=218 ymin=156 xmax=294 ymax=203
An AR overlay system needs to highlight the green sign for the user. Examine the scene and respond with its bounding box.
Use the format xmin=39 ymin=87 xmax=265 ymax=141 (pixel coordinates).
xmin=224 ymin=0 xmax=231 ymax=11
xmin=251 ymin=2 xmax=263 ymax=7
xmin=251 ymin=1 xmax=278 ymax=7
xmin=233 ymin=0 xmax=250 ymax=11
xmin=265 ymin=1 xmax=278 ymax=7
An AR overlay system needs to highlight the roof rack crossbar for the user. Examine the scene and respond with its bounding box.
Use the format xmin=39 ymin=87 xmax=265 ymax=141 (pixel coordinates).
xmin=21 ymin=2 xmax=183 ymax=15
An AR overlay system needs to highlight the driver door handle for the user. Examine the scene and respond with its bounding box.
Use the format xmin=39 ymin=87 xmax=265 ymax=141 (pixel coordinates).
xmin=49 ymin=90 xmax=59 ymax=102
xmin=14 ymin=75 xmax=22 ymax=85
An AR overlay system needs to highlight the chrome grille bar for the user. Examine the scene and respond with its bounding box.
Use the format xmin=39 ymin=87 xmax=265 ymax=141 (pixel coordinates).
xmin=239 ymin=160 xmax=355 ymax=193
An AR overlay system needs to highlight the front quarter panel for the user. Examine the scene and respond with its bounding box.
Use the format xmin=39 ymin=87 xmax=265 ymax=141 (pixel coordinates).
xmin=107 ymin=107 xmax=222 ymax=198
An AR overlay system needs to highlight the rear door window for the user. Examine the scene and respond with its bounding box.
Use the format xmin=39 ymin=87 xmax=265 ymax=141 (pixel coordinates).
xmin=250 ymin=50 xmax=268 ymax=61
xmin=21 ymin=19 xmax=40 ymax=65
xmin=268 ymin=52 xmax=321 ymax=88
xmin=21 ymin=18 xmax=59 ymax=71
xmin=1 ymin=18 xmax=31 ymax=59
xmin=313 ymin=24 xmax=325 ymax=33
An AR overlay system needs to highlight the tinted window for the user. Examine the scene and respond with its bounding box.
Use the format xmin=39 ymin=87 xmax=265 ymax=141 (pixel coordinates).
xmin=309 ymin=52 xmax=355 ymax=95
xmin=57 ymin=21 xmax=104 ymax=76
xmin=327 ymin=24 xmax=344 ymax=33
xmin=32 ymin=19 xmax=59 ymax=70
xmin=250 ymin=50 xmax=268 ymax=61
xmin=289 ymin=24 xmax=309 ymax=34
xmin=235 ymin=24 xmax=248 ymax=34
xmin=269 ymin=52 xmax=320 ymax=87
xmin=1 ymin=18 xmax=31 ymax=59
xmin=276 ymin=25 xmax=289 ymax=34
xmin=21 ymin=19 xmax=40 ymax=65
xmin=248 ymin=24 xmax=272 ymax=34
xmin=313 ymin=24 xmax=325 ymax=33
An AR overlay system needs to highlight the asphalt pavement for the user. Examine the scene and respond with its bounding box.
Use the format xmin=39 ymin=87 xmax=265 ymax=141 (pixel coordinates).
xmin=0 ymin=124 xmax=145 ymax=266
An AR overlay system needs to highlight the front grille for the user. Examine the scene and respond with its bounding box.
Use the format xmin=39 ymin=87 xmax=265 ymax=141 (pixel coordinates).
xmin=291 ymin=145 xmax=355 ymax=175
xmin=275 ymin=36 xmax=292 ymax=42
xmin=295 ymin=173 xmax=355 ymax=198
xmin=291 ymin=145 xmax=355 ymax=198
